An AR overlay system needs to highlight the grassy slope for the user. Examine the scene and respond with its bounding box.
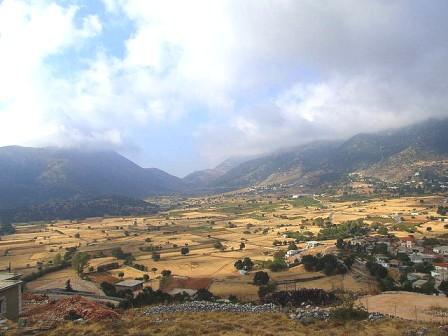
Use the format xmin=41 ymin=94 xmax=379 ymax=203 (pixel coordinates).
xmin=29 ymin=312 xmax=440 ymax=336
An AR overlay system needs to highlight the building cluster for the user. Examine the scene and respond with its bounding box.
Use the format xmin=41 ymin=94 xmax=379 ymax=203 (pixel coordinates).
xmin=350 ymin=235 xmax=448 ymax=290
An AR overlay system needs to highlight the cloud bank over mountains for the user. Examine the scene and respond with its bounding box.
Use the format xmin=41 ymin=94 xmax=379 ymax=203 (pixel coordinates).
xmin=1 ymin=0 xmax=447 ymax=174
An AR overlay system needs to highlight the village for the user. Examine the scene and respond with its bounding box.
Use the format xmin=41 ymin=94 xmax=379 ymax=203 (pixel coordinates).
xmin=0 ymin=193 xmax=447 ymax=332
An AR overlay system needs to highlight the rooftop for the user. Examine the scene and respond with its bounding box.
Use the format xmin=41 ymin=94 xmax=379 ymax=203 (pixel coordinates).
xmin=400 ymin=236 xmax=415 ymax=242
xmin=0 ymin=280 xmax=22 ymax=291
xmin=0 ymin=273 xmax=21 ymax=281
xmin=434 ymin=263 xmax=448 ymax=268
xmin=115 ymin=279 xmax=144 ymax=287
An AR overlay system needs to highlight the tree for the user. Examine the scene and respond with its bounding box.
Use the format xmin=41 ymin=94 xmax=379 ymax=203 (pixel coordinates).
xmin=74 ymin=233 xmax=80 ymax=239
xmin=112 ymin=247 xmax=126 ymax=259
xmin=194 ymin=288 xmax=214 ymax=301
xmin=118 ymin=271 xmax=124 ymax=279
xmin=437 ymin=206 xmax=448 ymax=216
xmin=336 ymin=238 xmax=344 ymax=249
xmin=161 ymin=270 xmax=172 ymax=277
xmin=53 ymin=253 xmax=63 ymax=266
xmin=302 ymin=255 xmax=318 ymax=271
xmin=152 ymin=252 xmax=161 ymax=261
xmin=288 ymin=242 xmax=298 ymax=250
xmin=239 ymin=242 xmax=246 ymax=250
xmin=258 ymin=282 xmax=277 ymax=299
xmin=378 ymin=226 xmax=388 ymax=235
xmin=253 ymin=271 xmax=270 ymax=285
xmin=101 ymin=281 xmax=117 ymax=297
xmin=242 ymin=257 xmax=254 ymax=271
xmin=71 ymin=252 xmax=89 ymax=274
xmin=439 ymin=281 xmax=448 ymax=296
xmin=65 ymin=279 xmax=73 ymax=292
xmin=234 ymin=260 xmax=243 ymax=270
xmin=151 ymin=267 xmax=158 ymax=273
xmin=366 ymin=262 xmax=388 ymax=279
xmin=181 ymin=246 xmax=190 ymax=255
xmin=143 ymin=274 xmax=150 ymax=282
xmin=426 ymin=226 xmax=432 ymax=232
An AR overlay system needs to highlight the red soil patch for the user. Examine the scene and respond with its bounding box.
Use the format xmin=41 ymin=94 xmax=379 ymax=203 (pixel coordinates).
xmin=23 ymin=295 xmax=120 ymax=328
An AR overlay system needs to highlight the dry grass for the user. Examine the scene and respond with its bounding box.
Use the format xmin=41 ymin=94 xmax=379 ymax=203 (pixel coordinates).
xmin=358 ymin=292 xmax=448 ymax=322
xmin=25 ymin=312 xmax=441 ymax=336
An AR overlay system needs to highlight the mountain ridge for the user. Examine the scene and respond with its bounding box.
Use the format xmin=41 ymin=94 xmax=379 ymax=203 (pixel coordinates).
xmin=1 ymin=118 xmax=448 ymax=208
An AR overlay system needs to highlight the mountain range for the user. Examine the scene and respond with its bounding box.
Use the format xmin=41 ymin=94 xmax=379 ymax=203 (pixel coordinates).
xmin=1 ymin=118 xmax=448 ymax=209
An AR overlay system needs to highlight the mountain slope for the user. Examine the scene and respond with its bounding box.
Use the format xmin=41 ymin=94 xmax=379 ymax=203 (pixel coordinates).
xmin=0 ymin=146 xmax=184 ymax=209
xmin=203 ymin=118 xmax=448 ymax=190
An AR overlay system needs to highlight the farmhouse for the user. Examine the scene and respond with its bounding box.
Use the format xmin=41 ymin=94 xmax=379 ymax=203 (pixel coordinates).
xmin=305 ymin=241 xmax=319 ymax=249
xmin=433 ymin=246 xmax=448 ymax=256
xmin=0 ymin=273 xmax=22 ymax=321
xmin=114 ymin=279 xmax=144 ymax=292
xmin=431 ymin=263 xmax=448 ymax=281
xmin=409 ymin=252 xmax=435 ymax=264
xmin=407 ymin=272 xmax=430 ymax=284
xmin=399 ymin=236 xmax=415 ymax=250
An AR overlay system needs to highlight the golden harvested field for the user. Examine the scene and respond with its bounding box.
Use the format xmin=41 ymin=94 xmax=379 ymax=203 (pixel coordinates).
xmin=26 ymin=268 xmax=104 ymax=295
xmin=358 ymin=292 xmax=448 ymax=322
xmin=0 ymin=194 xmax=443 ymax=300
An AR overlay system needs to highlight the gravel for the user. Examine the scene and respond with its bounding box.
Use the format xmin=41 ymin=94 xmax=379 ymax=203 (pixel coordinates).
xmin=143 ymin=301 xmax=278 ymax=315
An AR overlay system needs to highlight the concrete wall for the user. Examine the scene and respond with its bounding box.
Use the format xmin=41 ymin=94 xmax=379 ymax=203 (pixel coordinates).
xmin=0 ymin=284 xmax=21 ymax=321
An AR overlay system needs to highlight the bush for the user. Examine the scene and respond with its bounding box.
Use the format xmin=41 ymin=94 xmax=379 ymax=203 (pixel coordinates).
xmin=258 ymin=282 xmax=277 ymax=299
xmin=439 ymin=280 xmax=448 ymax=296
xmin=330 ymin=302 xmax=369 ymax=321
xmin=152 ymin=252 xmax=161 ymax=261
xmin=194 ymin=288 xmax=215 ymax=301
xmin=181 ymin=246 xmax=190 ymax=255
xmin=213 ymin=241 xmax=225 ymax=250
xmin=266 ymin=289 xmax=335 ymax=306
xmin=101 ymin=281 xmax=117 ymax=297
xmin=268 ymin=259 xmax=288 ymax=272
xmin=366 ymin=261 xmax=388 ymax=279
xmin=253 ymin=271 xmax=270 ymax=285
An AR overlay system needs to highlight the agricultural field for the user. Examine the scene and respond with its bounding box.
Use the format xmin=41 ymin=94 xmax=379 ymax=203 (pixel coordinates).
xmin=1 ymin=194 xmax=446 ymax=301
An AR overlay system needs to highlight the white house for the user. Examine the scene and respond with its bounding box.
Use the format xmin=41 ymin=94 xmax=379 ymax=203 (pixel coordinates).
xmin=431 ymin=263 xmax=448 ymax=281
xmin=305 ymin=241 xmax=320 ymax=249
xmin=433 ymin=246 xmax=448 ymax=256
xmin=285 ymin=249 xmax=302 ymax=257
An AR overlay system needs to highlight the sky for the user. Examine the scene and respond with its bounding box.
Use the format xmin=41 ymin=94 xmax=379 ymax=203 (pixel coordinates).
xmin=1 ymin=0 xmax=448 ymax=177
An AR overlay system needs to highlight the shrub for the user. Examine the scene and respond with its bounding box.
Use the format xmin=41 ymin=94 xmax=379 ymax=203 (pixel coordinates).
xmin=194 ymin=288 xmax=215 ymax=301
xmin=330 ymin=302 xmax=369 ymax=321
xmin=151 ymin=252 xmax=161 ymax=261
xmin=266 ymin=289 xmax=335 ymax=306
xmin=253 ymin=271 xmax=270 ymax=285
xmin=258 ymin=282 xmax=277 ymax=299
xmin=101 ymin=281 xmax=117 ymax=297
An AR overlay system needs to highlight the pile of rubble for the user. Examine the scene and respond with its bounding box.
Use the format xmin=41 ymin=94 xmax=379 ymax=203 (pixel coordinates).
xmin=368 ymin=312 xmax=386 ymax=321
xmin=289 ymin=306 xmax=386 ymax=323
xmin=289 ymin=307 xmax=330 ymax=323
xmin=22 ymin=295 xmax=120 ymax=329
xmin=143 ymin=301 xmax=278 ymax=315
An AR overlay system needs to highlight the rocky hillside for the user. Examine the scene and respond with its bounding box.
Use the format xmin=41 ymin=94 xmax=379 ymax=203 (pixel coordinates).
xmin=190 ymin=118 xmax=448 ymax=191
xmin=0 ymin=146 xmax=184 ymax=209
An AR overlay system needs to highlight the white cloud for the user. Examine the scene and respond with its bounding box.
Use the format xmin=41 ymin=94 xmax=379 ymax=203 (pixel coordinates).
xmin=2 ymin=0 xmax=448 ymax=172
